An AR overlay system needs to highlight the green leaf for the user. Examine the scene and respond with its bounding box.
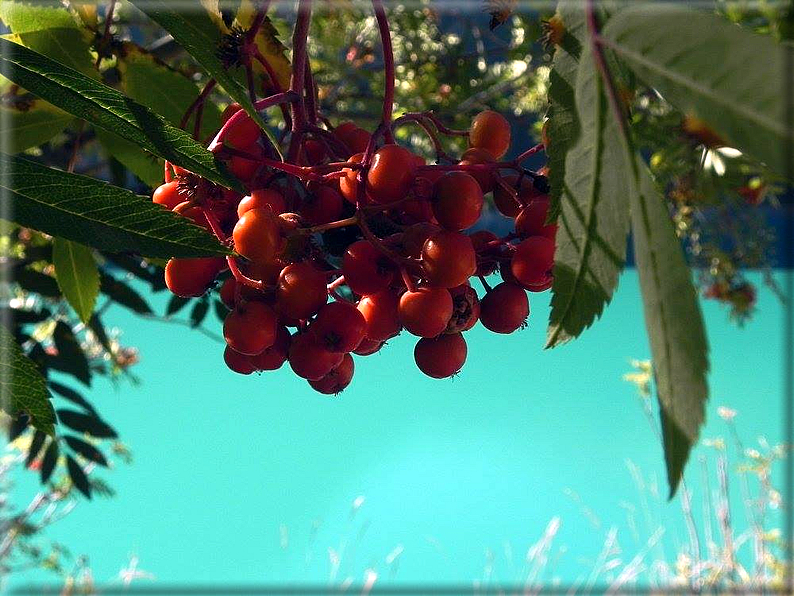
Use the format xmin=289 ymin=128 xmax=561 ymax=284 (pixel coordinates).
xmin=0 ymin=38 xmax=244 ymax=190
xmin=0 ymin=99 xmax=74 ymax=154
xmin=166 ymin=295 xmax=191 ymax=316
xmin=56 ymin=409 xmax=117 ymax=439
xmin=95 ymin=129 xmax=164 ymax=188
xmin=52 ymin=238 xmax=99 ymax=325
xmin=12 ymin=266 xmax=60 ymax=298
xmin=0 ymin=1 xmax=81 ymax=34
xmin=629 ymin=162 xmax=709 ymax=498
xmin=129 ymin=0 xmax=282 ymax=158
xmin=99 ymin=273 xmax=153 ymax=315
xmin=546 ymin=40 xmax=631 ymax=347
xmin=49 ymin=381 xmax=97 ymax=415
xmin=40 ymin=438 xmax=58 ymax=483
xmin=51 ymin=321 xmax=90 ymax=386
xmin=190 ymin=297 xmax=209 ymax=328
xmin=4 ymin=27 xmax=95 ymax=77
xmin=64 ymin=435 xmax=108 ymax=467
xmin=545 ymin=1 xmax=585 ymax=221
xmin=65 ymin=454 xmax=91 ymax=498
xmin=602 ymin=5 xmax=793 ymax=180
xmin=1 ymin=153 xmax=231 ymax=258
xmin=0 ymin=324 xmax=56 ymax=436
xmin=25 ymin=429 xmax=46 ymax=467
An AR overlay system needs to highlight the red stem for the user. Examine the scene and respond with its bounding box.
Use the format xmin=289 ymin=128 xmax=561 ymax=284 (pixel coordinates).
xmin=512 ymin=143 xmax=545 ymax=164
xmin=286 ymin=0 xmax=313 ymax=162
xmin=372 ymin=0 xmax=395 ymax=143
xmin=208 ymin=91 xmax=298 ymax=151
xmin=180 ymin=79 xmax=217 ymax=130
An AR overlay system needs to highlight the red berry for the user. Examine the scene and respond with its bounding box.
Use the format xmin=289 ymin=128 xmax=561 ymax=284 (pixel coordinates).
xmin=237 ymin=189 xmax=286 ymax=218
xmin=219 ymin=277 xmax=237 ymax=309
xmin=469 ymin=110 xmax=511 ymax=160
xmin=511 ymin=236 xmax=555 ymax=287
xmin=233 ymin=208 xmax=282 ymax=264
xmin=308 ymin=353 xmax=355 ymax=395
xmin=414 ymin=333 xmax=467 ymax=379
xmin=357 ymin=289 xmax=401 ymax=341
xmin=220 ymin=103 xmax=242 ymax=125
xmin=311 ymin=300 xmax=367 ymax=353
xmin=173 ymin=201 xmax=211 ymax=231
xmin=366 ymin=144 xmax=416 ymax=204
xmin=446 ymin=284 xmax=480 ymax=333
xmin=288 ymin=331 xmax=344 ymax=380
xmin=432 ymin=171 xmax=483 ymax=231
xmin=153 ymin=181 xmax=183 ymax=210
xmin=165 ymin=257 xmax=225 ymax=297
xmin=480 ymin=282 xmax=528 ymax=334
xmin=346 ymin=128 xmax=371 ymax=154
xmin=398 ymin=287 xmax=453 ymax=338
xmin=401 ymin=197 xmax=436 ymax=223
xmin=339 ymin=152 xmax=365 ymax=203
xmin=515 ymin=199 xmax=556 ymax=240
xmin=300 ymin=185 xmax=344 ymax=225
xmin=403 ymin=222 xmax=441 ymax=258
xmin=225 ymin=113 xmax=260 ymax=150
xmin=342 ymin=240 xmax=395 ymax=296
xmin=223 ymin=301 xmax=278 ymax=355
xmin=459 ymin=147 xmax=496 ymax=193
xmin=228 ymin=143 xmax=262 ymax=182
xmin=469 ymin=230 xmax=500 ymax=276
xmin=275 ymin=262 xmax=328 ymax=320
xmin=421 ymin=230 xmax=477 ymax=288
xmin=249 ymin=325 xmax=291 ymax=371
xmin=223 ymin=346 xmax=256 ymax=375
xmin=352 ymin=337 xmax=383 ymax=356
xmin=493 ymin=175 xmax=534 ymax=218
xmin=303 ymin=139 xmax=327 ymax=165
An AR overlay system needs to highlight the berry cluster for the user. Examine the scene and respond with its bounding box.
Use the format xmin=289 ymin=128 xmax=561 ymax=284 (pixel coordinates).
xmin=154 ymin=104 xmax=553 ymax=395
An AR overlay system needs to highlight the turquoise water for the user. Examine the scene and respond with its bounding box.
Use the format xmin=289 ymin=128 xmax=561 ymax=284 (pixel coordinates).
xmin=10 ymin=270 xmax=788 ymax=590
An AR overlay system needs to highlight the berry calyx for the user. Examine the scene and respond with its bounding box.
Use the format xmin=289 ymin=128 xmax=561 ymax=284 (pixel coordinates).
xmin=446 ymin=284 xmax=480 ymax=333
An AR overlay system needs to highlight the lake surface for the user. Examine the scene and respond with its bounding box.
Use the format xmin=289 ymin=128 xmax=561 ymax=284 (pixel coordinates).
xmin=9 ymin=270 xmax=789 ymax=592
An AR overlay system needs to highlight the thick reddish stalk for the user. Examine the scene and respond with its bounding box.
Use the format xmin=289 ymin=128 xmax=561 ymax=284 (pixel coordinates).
xmin=286 ymin=0 xmax=313 ymax=162
xmin=180 ymin=79 xmax=217 ymax=130
xmin=372 ymin=0 xmax=395 ymax=143
xmin=512 ymin=143 xmax=545 ymax=164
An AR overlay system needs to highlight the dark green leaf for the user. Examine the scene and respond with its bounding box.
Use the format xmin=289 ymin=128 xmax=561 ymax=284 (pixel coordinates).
xmin=129 ymin=0 xmax=281 ymax=158
xmin=49 ymin=381 xmax=96 ymax=415
xmin=0 ymin=0 xmax=80 ymax=33
xmin=1 ymin=306 xmax=52 ymax=325
xmin=7 ymin=413 xmax=29 ymax=441
xmin=99 ymin=273 xmax=153 ymax=315
xmin=87 ymin=312 xmax=112 ymax=354
xmin=65 ymin=455 xmax=91 ymax=499
xmin=64 ymin=435 xmax=108 ymax=467
xmin=40 ymin=438 xmax=58 ymax=483
xmin=51 ymin=321 xmax=90 ymax=386
xmin=166 ymin=295 xmax=191 ymax=316
xmin=0 ymin=38 xmax=243 ymax=190
xmin=95 ymin=129 xmax=164 ymax=189
xmin=1 ymin=153 xmax=231 ymax=258
xmin=25 ymin=430 xmax=46 ymax=467
xmin=0 ymin=325 xmax=55 ymax=436
xmin=52 ymin=238 xmax=99 ymax=325
xmin=546 ymin=40 xmax=631 ymax=347
xmin=629 ymin=162 xmax=709 ymax=498
xmin=0 ymin=100 xmax=74 ymax=154
xmin=104 ymin=254 xmax=167 ymax=291
xmin=189 ymin=297 xmax=209 ymax=328
xmin=56 ymin=409 xmax=117 ymax=439
xmin=213 ymin=298 xmax=229 ymax=321
xmin=602 ymin=5 xmax=793 ymax=180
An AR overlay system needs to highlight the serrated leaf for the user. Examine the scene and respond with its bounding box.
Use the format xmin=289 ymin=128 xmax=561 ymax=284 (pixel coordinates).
xmin=65 ymin=454 xmax=91 ymax=498
xmin=629 ymin=161 xmax=709 ymax=497
xmin=1 ymin=153 xmax=231 ymax=258
xmin=25 ymin=429 xmax=46 ymax=467
xmin=12 ymin=265 xmax=60 ymax=298
xmin=129 ymin=0 xmax=282 ymax=158
xmin=56 ymin=409 xmax=117 ymax=439
xmin=7 ymin=413 xmax=29 ymax=441
xmin=545 ymin=1 xmax=585 ymax=221
xmin=4 ymin=27 xmax=95 ymax=78
xmin=51 ymin=321 xmax=90 ymax=386
xmin=64 ymin=435 xmax=108 ymax=467
xmin=87 ymin=312 xmax=111 ymax=354
xmin=3 ymin=307 xmax=52 ymax=325
xmin=0 ymin=324 xmax=56 ymax=436
xmin=99 ymin=273 xmax=153 ymax=315
xmin=104 ymin=254 xmax=167 ymax=291
xmin=0 ymin=38 xmax=244 ymax=190
xmin=602 ymin=5 xmax=793 ymax=180
xmin=52 ymin=238 xmax=99 ymax=325
xmin=546 ymin=40 xmax=631 ymax=347
xmin=213 ymin=298 xmax=229 ymax=321
xmin=49 ymin=381 xmax=96 ymax=415
xmin=166 ymin=295 xmax=191 ymax=316
xmin=40 ymin=438 xmax=58 ymax=483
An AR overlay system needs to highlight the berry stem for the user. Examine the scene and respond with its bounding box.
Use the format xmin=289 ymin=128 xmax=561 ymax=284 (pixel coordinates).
xmin=423 ymin=111 xmax=469 ymax=137
xmin=251 ymin=47 xmax=293 ymax=130
xmin=512 ymin=143 xmax=545 ymax=164
xmin=94 ymin=0 xmax=117 ymax=69
xmin=478 ymin=274 xmax=493 ymax=293
xmin=227 ymin=257 xmax=266 ymax=291
xmin=286 ymin=0 xmax=313 ymax=162
xmin=400 ymin=267 xmax=416 ymax=293
xmin=180 ymin=78 xmax=217 ymax=130
xmin=392 ymin=114 xmax=453 ymax=162
xmin=301 ymin=215 xmax=359 ymax=234
xmin=372 ymin=0 xmax=396 ymax=144
xmin=304 ymin=61 xmax=319 ymax=126
xmin=245 ymin=1 xmax=272 ymax=43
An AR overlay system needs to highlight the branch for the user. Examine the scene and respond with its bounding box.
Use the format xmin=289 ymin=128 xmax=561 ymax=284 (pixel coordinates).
xmin=372 ymin=0 xmax=396 ymax=143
